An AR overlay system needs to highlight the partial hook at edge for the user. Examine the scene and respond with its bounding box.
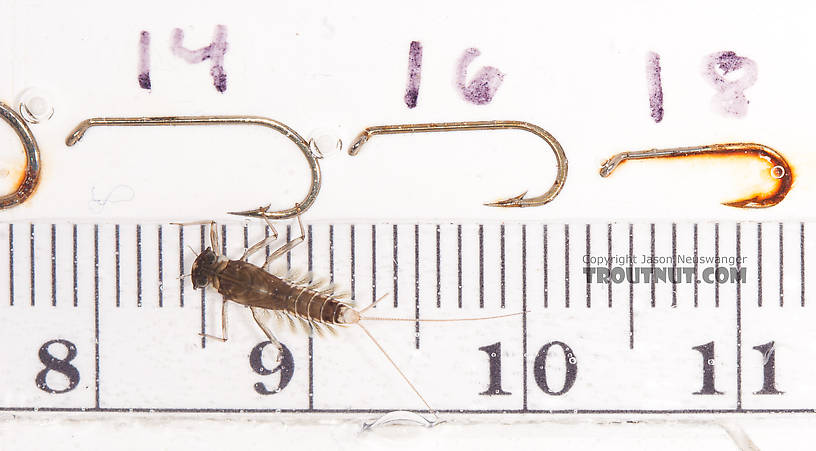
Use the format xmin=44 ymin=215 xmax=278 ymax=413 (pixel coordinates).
xmin=0 ymin=101 xmax=41 ymax=209
xmin=600 ymin=143 xmax=793 ymax=208
xmin=66 ymin=115 xmax=321 ymax=219
xmin=348 ymin=120 xmax=568 ymax=208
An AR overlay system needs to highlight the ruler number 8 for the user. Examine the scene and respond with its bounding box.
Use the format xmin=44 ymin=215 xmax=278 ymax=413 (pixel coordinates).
xmin=35 ymin=339 xmax=80 ymax=394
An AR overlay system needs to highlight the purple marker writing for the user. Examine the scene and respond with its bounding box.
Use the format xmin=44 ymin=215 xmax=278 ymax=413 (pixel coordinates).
xmin=138 ymin=31 xmax=151 ymax=90
xmin=646 ymin=51 xmax=663 ymax=123
xmin=404 ymin=41 xmax=423 ymax=109
xmin=456 ymin=48 xmax=504 ymax=105
xmin=171 ymin=25 xmax=229 ymax=93
xmin=703 ymin=51 xmax=757 ymax=118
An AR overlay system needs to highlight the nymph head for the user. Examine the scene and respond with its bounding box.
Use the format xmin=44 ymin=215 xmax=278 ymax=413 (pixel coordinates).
xmin=191 ymin=248 xmax=218 ymax=289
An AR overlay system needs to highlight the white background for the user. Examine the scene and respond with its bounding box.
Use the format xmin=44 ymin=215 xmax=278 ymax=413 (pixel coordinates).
xmin=1 ymin=0 xmax=815 ymax=449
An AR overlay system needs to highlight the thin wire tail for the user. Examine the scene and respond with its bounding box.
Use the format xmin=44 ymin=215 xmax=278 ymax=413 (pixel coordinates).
xmin=355 ymin=322 xmax=436 ymax=416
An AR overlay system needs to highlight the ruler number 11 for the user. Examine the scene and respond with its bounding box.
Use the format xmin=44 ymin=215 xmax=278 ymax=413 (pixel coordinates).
xmin=692 ymin=341 xmax=783 ymax=396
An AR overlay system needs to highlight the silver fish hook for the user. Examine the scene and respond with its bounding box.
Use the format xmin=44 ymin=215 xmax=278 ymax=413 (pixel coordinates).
xmin=348 ymin=120 xmax=568 ymax=208
xmin=66 ymin=115 xmax=321 ymax=219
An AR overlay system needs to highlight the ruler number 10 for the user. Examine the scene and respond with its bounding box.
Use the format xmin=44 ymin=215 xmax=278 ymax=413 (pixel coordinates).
xmin=692 ymin=340 xmax=783 ymax=395
xmin=479 ymin=341 xmax=578 ymax=397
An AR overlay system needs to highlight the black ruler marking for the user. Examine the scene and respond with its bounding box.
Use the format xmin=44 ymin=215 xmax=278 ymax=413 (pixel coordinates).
xmin=543 ymin=224 xmax=548 ymax=309
xmin=714 ymin=223 xmax=720 ymax=308
xmin=350 ymin=224 xmax=356 ymax=300
xmin=628 ymin=223 xmax=634 ymax=349
xmin=607 ymin=223 xmax=612 ymax=308
xmin=157 ymin=225 xmax=163 ymax=308
xmin=178 ymin=226 xmax=184 ymax=308
xmin=521 ymin=224 xmax=528 ymax=412
xmin=200 ymin=225 xmax=206 ymax=348
xmin=501 ymin=224 xmax=506 ymax=309
xmin=693 ymin=224 xmax=699 ymax=308
xmin=114 ymin=225 xmax=120 ymax=308
xmin=457 ymin=224 xmax=462 ymax=309
xmin=649 ymin=223 xmax=655 ymax=308
xmin=51 ymin=224 xmax=56 ymax=307
xmin=30 ymin=224 xmax=34 ymax=306
xmin=415 ymin=224 xmax=420 ymax=349
xmin=802 ymin=222 xmax=806 ymax=307
xmin=585 ymin=224 xmax=591 ymax=308
xmin=736 ymin=223 xmax=743 ymax=410
xmin=93 ymin=224 xmax=100 ymax=409
xmin=779 ymin=222 xmax=784 ymax=307
xmin=371 ymin=225 xmax=376 ymax=306
xmin=564 ymin=224 xmax=569 ymax=308
xmin=436 ymin=224 xmax=441 ymax=309
xmin=393 ymin=224 xmax=399 ymax=308
xmin=73 ymin=224 xmax=78 ymax=308
xmin=671 ymin=223 xmax=677 ymax=308
xmin=329 ymin=224 xmax=334 ymax=283
xmin=758 ymin=223 xmax=763 ymax=308
xmin=136 ymin=225 xmax=142 ymax=308
xmin=8 ymin=224 xmax=13 ymax=306
xmin=307 ymin=224 xmax=314 ymax=411
xmin=479 ymin=224 xmax=484 ymax=309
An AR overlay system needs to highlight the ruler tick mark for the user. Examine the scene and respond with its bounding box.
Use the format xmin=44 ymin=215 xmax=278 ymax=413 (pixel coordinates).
xmin=629 ymin=223 xmax=634 ymax=349
xmin=350 ymin=224 xmax=356 ymax=300
xmin=501 ymin=224 xmax=506 ymax=309
xmin=136 ymin=224 xmax=142 ymax=308
xmin=736 ymin=223 xmax=743 ymax=410
xmin=158 ymin=225 xmax=163 ymax=308
xmin=200 ymin=225 xmax=206 ymax=348
xmin=115 ymin=224 xmax=120 ymax=308
xmin=307 ymin=224 xmax=314 ymax=410
xmin=671 ymin=223 xmax=677 ymax=307
xmin=393 ymin=224 xmax=398 ymax=308
xmin=758 ymin=223 xmax=763 ymax=308
xmin=522 ymin=224 xmax=528 ymax=411
xmin=51 ymin=224 xmax=56 ymax=307
xmin=650 ymin=224 xmax=655 ymax=308
xmin=564 ymin=224 xmax=570 ymax=309
xmin=543 ymin=224 xmax=549 ymax=309
xmin=479 ymin=224 xmax=484 ymax=309
xmin=8 ymin=224 xmax=13 ymax=306
xmin=801 ymin=222 xmax=806 ymax=307
xmin=585 ymin=224 xmax=591 ymax=308
xmin=371 ymin=225 xmax=376 ymax=306
xmin=436 ymin=224 xmax=441 ymax=309
xmin=779 ymin=222 xmax=784 ymax=307
xmin=73 ymin=224 xmax=78 ymax=307
xmin=415 ymin=224 xmax=420 ymax=349
xmin=694 ymin=224 xmax=699 ymax=308
xmin=714 ymin=223 xmax=720 ymax=308
xmin=94 ymin=224 xmax=100 ymax=409
xmin=607 ymin=223 xmax=612 ymax=308
xmin=30 ymin=224 xmax=34 ymax=307
xmin=457 ymin=224 xmax=462 ymax=309
xmin=178 ymin=226 xmax=185 ymax=308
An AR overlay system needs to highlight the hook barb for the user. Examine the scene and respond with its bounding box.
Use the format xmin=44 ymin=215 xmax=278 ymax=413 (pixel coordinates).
xmin=66 ymin=115 xmax=321 ymax=219
xmin=600 ymin=143 xmax=793 ymax=208
xmin=348 ymin=120 xmax=567 ymax=208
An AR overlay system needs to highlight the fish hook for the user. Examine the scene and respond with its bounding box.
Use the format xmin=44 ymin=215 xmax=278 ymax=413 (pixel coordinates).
xmin=600 ymin=143 xmax=793 ymax=208
xmin=66 ymin=115 xmax=321 ymax=219
xmin=348 ymin=120 xmax=568 ymax=208
xmin=0 ymin=101 xmax=41 ymax=209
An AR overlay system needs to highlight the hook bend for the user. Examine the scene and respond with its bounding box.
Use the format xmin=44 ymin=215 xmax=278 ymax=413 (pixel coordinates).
xmin=0 ymin=101 xmax=41 ymax=209
xmin=600 ymin=143 xmax=793 ymax=208
xmin=348 ymin=120 xmax=568 ymax=208
xmin=66 ymin=115 xmax=321 ymax=219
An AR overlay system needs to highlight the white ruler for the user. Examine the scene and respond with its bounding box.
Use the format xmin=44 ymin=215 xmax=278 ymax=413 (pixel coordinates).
xmin=0 ymin=221 xmax=813 ymax=414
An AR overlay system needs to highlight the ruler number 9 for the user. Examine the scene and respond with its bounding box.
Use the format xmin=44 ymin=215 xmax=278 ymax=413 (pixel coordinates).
xmin=249 ymin=341 xmax=295 ymax=395
xmin=35 ymin=339 xmax=80 ymax=394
